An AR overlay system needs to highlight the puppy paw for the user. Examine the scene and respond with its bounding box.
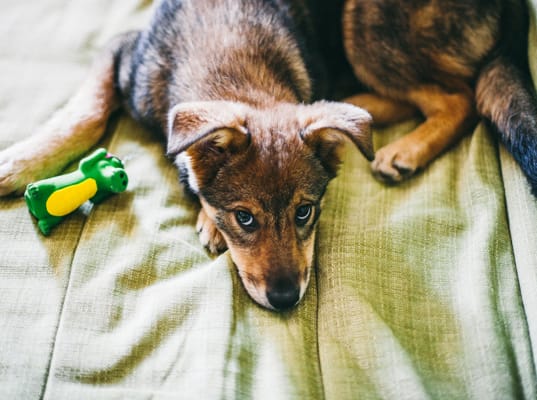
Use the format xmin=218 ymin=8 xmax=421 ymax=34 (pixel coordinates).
xmin=0 ymin=140 xmax=69 ymax=196
xmin=196 ymin=208 xmax=227 ymax=254
xmin=0 ymin=147 xmax=35 ymax=196
xmin=371 ymin=142 xmax=422 ymax=183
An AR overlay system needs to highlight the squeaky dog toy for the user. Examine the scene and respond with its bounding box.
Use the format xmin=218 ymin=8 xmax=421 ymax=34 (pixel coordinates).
xmin=24 ymin=148 xmax=128 ymax=235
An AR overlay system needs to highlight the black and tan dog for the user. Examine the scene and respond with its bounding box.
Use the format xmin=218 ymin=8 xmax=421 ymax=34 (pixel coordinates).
xmin=0 ymin=0 xmax=536 ymax=310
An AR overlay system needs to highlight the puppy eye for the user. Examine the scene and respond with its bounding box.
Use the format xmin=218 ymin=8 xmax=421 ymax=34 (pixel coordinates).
xmin=235 ymin=210 xmax=256 ymax=229
xmin=295 ymin=204 xmax=312 ymax=226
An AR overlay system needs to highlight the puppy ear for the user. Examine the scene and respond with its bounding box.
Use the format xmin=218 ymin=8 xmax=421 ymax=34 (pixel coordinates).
xmin=167 ymin=101 xmax=251 ymax=193
xmin=299 ymin=101 xmax=374 ymax=175
xmin=167 ymin=101 xmax=250 ymax=156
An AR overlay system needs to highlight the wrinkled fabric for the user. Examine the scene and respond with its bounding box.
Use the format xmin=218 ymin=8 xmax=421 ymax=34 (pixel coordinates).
xmin=0 ymin=1 xmax=536 ymax=399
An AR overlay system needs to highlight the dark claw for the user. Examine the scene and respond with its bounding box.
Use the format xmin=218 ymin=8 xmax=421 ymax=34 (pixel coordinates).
xmin=372 ymin=169 xmax=399 ymax=185
xmin=393 ymin=163 xmax=415 ymax=178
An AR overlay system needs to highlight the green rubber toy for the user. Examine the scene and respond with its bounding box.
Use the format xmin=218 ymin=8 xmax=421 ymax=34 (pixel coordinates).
xmin=24 ymin=148 xmax=129 ymax=235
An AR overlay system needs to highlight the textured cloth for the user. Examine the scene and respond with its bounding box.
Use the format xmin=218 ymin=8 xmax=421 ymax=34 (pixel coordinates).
xmin=0 ymin=1 xmax=536 ymax=399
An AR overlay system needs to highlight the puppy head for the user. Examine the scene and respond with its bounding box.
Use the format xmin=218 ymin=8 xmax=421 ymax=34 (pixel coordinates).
xmin=168 ymin=100 xmax=372 ymax=310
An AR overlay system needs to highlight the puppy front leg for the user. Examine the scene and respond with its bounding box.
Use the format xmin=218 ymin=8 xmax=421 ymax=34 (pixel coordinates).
xmin=372 ymin=85 xmax=477 ymax=183
xmin=0 ymin=33 xmax=134 ymax=196
xmin=196 ymin=202 xmax=228 ymax=254
xmin=344 ymin=93 xmax=419 ymax=126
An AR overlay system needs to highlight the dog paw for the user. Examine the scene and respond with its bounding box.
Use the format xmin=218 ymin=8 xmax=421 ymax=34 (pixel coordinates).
xmin=0 ymin=140 xmax=67 ymax=196
xmin=0 ymin=148 xmax=34 ymax=196
xmin=196 ymin=208 xmax=227 ymax=254
xmin=371 ymin=142 xmax=421 ymax=183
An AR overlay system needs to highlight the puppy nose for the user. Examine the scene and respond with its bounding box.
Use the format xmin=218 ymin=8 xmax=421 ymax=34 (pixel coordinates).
xmin=267 ymin=279 xmax=300 ymax=310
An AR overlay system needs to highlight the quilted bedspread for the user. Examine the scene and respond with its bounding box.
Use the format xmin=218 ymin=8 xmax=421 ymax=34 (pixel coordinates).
xmin=1 ymin=1 xmax=536 ymax=399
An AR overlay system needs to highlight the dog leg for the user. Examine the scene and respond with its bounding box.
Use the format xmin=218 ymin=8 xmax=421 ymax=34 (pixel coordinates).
xmin=196 ymin=205 xmax=227 ymax=254
xmin=372 ymin=85 xmax=476 ymax=183
xmin=344 ymin=93 xmax=419 ymax=126
xmin=0 ymin=33 xmax=135 ymax=196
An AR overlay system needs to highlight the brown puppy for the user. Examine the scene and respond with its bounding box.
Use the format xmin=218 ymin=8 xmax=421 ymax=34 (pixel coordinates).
xmin=0 ymin=0 xmax=373 ymax=310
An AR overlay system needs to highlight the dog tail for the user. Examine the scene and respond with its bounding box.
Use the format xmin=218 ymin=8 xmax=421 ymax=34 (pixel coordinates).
xmin=475 ymin=0 xmax=537 ymax=195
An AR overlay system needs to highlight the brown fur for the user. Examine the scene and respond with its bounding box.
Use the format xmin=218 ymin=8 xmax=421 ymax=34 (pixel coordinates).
xmin=167 ymin=100 xmax=372 ymax=309
xmin=0 ymin=0 xmax=373 ymax=311
xmin=343 ymin=0 xmax=537 ymax=187
xmin=342 ymin=0 xmax=488 ymax=181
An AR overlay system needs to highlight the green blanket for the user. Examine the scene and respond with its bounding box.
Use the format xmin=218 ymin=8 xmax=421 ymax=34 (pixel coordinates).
xmin=1 ymin=1 xmax=536 ymax=399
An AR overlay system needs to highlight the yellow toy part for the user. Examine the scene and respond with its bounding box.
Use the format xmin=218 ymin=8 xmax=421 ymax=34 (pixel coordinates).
xmin=45 ymin=178 xmax=98 ymax=217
